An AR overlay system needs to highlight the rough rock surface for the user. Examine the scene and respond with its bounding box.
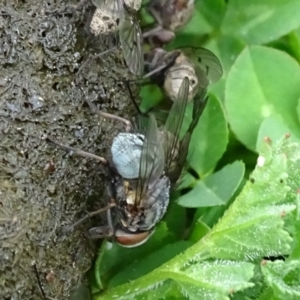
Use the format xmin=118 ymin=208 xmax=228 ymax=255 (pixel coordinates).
xmin=0 ymin=1 xmax=136 ymax=299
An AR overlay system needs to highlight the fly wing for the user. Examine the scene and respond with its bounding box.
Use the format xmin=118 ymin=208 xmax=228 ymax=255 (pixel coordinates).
xmin=163 ymin=76 xmax=189 ymax=183
xmin=182 ymin=47 xmax=223 ymax=85
xmin=168 ymin=89 xmax=208 ymax=193
xmin=178 ymin=88 xmax=208 ymax=172
xmin=92 ymin=0 xmax=124 ymax=19
xmin=135 ymin=113 xmax=165 ymax=205
xmin=119 ymin=8 xmax=144 ymax=75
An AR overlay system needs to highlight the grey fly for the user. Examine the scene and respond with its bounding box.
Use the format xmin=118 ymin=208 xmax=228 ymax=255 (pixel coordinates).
xmin=92 ymin=0 xmax=144 ymax=75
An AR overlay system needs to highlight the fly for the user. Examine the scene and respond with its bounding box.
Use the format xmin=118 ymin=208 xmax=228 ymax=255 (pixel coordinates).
xmin=92 ymin=0 xmax=144 ymax=75
xmin=144 ymin=0 xmax=195 ymax=44
xmin=47 ymin=77 xmax=204 ymax=247
xmin=144 ymin=47 xmax=223 ymax=102
xmin=105 ymin=76 xmax=209 ymax=245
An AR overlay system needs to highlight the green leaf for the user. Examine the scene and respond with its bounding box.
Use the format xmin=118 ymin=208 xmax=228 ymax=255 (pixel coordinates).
xmin=133 ymin=280 xmax=183 ymax=300
xmin=261 ymin=260 xmax=300 ymax=299
xmin=177 ymin=161 xmax=245 ymax=207
xmin=167 ymin=8 xmax=211 ymax=49
xmin=216 ymin=34 xmax=246 ymax=74
xmin=290 ymin=192 xmax=300 ymax=260
xmin=205 ymin=137 xmax=294 ymax=260
xmin=277 ymin=140 xmax=300 ymax=261
xmin=109 ymin=241 xmax=192 ymax=287
xmin=96 ymin=261 xmax=254 ymax=300
xmin=163 ymin=201 xmax=187 ymax=239
xmin=184 ymin=93 xmax=228 ymax=176
xmin=189 ymin=219 xmax=211 ymax=243
xmin=139 ymin=84 xmax=163 ymax=112
xmin=222 ymin=0 xmax=300 ymax=44
xmin=176 ymin=261 xmax=254 ymax=300
xmin=197 ymin=0 xmax=227 ymax=29
xmin=296 ymin=97 xmax=300 ymax=123
xmin=225 ymin=46 xmax=300 ymax=151
xmin=256 ymin=116 xmax=300 ymax=152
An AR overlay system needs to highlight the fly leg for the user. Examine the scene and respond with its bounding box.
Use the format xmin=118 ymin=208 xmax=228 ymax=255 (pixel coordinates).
xmin=65 ymin=174 xmax=117 ymax=236
xmin=144 ymin=49 xmax=180 ymax=79
xmin=85 ymin=95 xmax=132 ymax=132
xmin=143 ymin=3 xmax=175 ymax=44
xmin=143 ymin=25 xmax=163 ymax=39
xmin=75 ymin=47 xmax=117 ymax=84
xmin=87 ymin=178 xmax=116 ymax=239
xmin=45 ymin=137 xmax=107 ymax=164
xmin=65 ymin=201 xmax=116 ymax=233
xmin=75 ymin=49 xmax=132 ymax=131
xmin=88 ymin=208 xmax=115 ymax=239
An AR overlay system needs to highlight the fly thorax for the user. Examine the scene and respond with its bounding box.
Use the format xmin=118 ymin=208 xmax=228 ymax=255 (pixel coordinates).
xmin=115 ymin=179 xmax=142 ymax=231
xmin=164 ymin=53 xmax=198 ymax=101
xmin=115 ymin=179 xmax=137 ymax=208
xmin=111 ymin=133 xmax=144 ymax=179
xmin=126 ymin=191 xmax=136 ymax=206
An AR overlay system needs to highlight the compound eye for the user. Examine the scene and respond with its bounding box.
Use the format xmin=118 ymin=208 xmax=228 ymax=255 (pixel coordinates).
xmin=114 ymin=230 xmax=153 ymax=248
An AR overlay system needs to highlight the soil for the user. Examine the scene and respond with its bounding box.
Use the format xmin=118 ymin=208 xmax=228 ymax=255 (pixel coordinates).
xmin=0 ymin=1 xmax=137 ymax=299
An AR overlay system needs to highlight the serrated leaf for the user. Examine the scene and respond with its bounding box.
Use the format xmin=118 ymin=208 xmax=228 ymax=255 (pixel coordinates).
xmin=133 ymin=280 xmax=182 ymax=300
xmin=261 ymin=259 xmax=300 ymax=300
xmin=202 ymin=137 xmax=295 ymax=260
xmin=178 ymin=161 xmax=245 ymax=207
xmin=256 ymin=116 xmax=300 ymax=152
xmin=225 ymin=46 xmax=300 ymax=151
xmin=109 ymin=241 xmax=192 ymax=287
xmin=176 ymin=261 xmax=254 ymax=300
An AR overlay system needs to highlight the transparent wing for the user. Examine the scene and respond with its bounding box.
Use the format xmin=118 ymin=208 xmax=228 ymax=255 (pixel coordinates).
xmin=175 ymin=88 xmax=208 ymax=185
xmin=119 ymin=9 xmax=144 ymax=76
xmin=92 ymin=0 xmax=124 ymax=19
xmin=135 ymin=113 xmax=165 ymax=205
xmin=162 ymin=77 xmax=189 ymax=183
xmin=182 ymin=47 xmax=223 ymax=84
